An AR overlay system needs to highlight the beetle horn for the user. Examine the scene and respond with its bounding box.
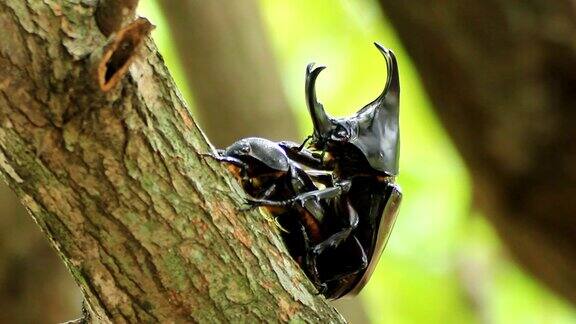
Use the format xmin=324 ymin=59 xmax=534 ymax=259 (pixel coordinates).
xmin=305 ymin=63 xmax=332 ymax=139
xmin=347 ymin=43 xmax=400 ymax=175
xmin=373 ymin=42 xmax=399 ymax=113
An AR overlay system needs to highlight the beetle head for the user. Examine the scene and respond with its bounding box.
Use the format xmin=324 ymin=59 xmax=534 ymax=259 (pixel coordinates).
xmin=224 ymin=137 xmax=291 ymax=172
xmin=305 ymin=43 xmax=400 ymax=175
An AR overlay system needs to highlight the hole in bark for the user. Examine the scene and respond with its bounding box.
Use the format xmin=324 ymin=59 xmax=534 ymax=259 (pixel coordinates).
xmin=97 ymin=18 xmax=154 ymax=92
xmin=104 ymin=39 xmax=135 ymax=83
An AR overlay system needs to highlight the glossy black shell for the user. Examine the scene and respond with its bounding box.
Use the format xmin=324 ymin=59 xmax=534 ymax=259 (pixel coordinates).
xmin=305 ymin=43 xmax=400 ymax=175
xmin=224 ymin=137 xmax=291 ymax=172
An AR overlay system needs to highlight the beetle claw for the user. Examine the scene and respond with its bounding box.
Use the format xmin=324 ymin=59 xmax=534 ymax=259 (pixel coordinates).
xmin=238 ymin=201 xmax=257 ymax=211
xmin=245 ymin=196 xmax=296 ymax=208
xmin=199 ymin=152 xmax=219 ymax=159
xmin=313 ymin=283 xmax=328 ymax=297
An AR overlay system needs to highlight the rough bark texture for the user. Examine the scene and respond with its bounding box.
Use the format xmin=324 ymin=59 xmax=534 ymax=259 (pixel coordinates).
xmin=379 ymin=1 xmax=576 ymax=305
xmin=0 ymin=1 xmax=343 ymax=322
xmin=157 ymin=0 xmax=297 ymax=147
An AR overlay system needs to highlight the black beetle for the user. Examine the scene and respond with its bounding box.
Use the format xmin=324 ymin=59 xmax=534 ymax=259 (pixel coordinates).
xmin=211 ymin=137 xmax=367 ymax=290
xmin=210 ymin=43 xmax=402 ymax=299
xmin=279 ymin=43 xmax=403 ymax=298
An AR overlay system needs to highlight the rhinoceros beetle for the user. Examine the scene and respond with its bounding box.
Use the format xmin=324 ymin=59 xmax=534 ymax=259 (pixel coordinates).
xmin=279 ymin=43 xmax=403 ymax=298
xmin=211 ymin=137 xmax=369 ymax=293
xmin=211 ymin=43 xmax=402 ymax=299
xmin=211 ymin=137 xmax=324 ymax=237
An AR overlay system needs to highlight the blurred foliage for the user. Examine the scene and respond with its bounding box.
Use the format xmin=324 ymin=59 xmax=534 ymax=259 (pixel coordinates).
xmin=141 ymin=1 xmax=576 ymax=323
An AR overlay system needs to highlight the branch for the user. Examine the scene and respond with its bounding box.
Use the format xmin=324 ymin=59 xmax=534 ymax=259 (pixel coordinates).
xmin=0 ymin=1 xmax=343 ymax=322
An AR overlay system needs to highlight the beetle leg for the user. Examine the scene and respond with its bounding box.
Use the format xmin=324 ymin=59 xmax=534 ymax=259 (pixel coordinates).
xmin=305 ymin=170 xmax=334 ymax=187
xmin=304 ymin=236 xmax=368 ymax=298
xmin=253 ymin=182 xmax=279 ymax=200
xmin=287 ymin=196 xmax=360 ymax=295
xmin=310 ymin=198 xmax=358 ymax=257
xmin=245 ymin=181 xmax=351 ymax=208
xmin=318 ymin=236 xmax=368 ymax=285
xmin=237 ymin=183 xmax=281 ymax=212
xmin=284 ymin=219 xmax=327 ymax=294
xmin=244 ymin=197 xmax=291 ymax=207
xmin=278 ymin=142 xmax=328 ymax=170
xmin=302 ymin=239 xmax=328 ymax=294
xmin=290 ymin=167 xmax=317 ymax=194
xmin=298 ymin=135 xmax=312 ymax=150
xmin=304 ymin=254 xmax=325 ymax=292
xmin=298 ymin=180 xmax=351 ymax=204
xmin=301 ymin=199 xmax=370 ymax=295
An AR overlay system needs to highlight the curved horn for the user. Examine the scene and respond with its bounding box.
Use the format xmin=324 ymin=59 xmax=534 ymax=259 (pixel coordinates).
xmin=348 ymin=43 xmax=400 ymax=175
xmin=305 ymin=63 xmax=332 ymax=138
xmin=374 ymin=42 xmax=399 ymax=109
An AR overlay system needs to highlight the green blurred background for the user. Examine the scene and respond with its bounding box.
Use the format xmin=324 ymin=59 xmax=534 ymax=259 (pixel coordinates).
xmin=1 ymin=1 xmax=575 ymax=323
xmin=138 ymin=1 xmax=576 ymax=323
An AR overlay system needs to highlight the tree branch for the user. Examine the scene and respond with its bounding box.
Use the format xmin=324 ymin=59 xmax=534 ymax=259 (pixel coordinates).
xmin=0 ymin=1 xmax=343 ymax=322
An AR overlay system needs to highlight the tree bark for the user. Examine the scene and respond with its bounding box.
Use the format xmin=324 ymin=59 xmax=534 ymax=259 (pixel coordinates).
xmin=378 ymin=1 xmax=576 ymax=305
xmin=156 ymin=0 xmax=298 ymax=147
xmin=0 ymin=1 xmax=343 ymax=322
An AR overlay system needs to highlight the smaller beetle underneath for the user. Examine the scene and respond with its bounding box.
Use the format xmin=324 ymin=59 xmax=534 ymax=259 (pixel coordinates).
xmin=211 ymin=43 xmax=402 ymax=299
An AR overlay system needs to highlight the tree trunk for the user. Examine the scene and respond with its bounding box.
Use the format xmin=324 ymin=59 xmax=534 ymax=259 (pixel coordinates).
xmin=378 ymin=1 xmax=576 ymax=305
xmin=157 ymin=0 xmax=297 ymax=147
xmin=0 ymin=1 xmax=343 ymax=322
